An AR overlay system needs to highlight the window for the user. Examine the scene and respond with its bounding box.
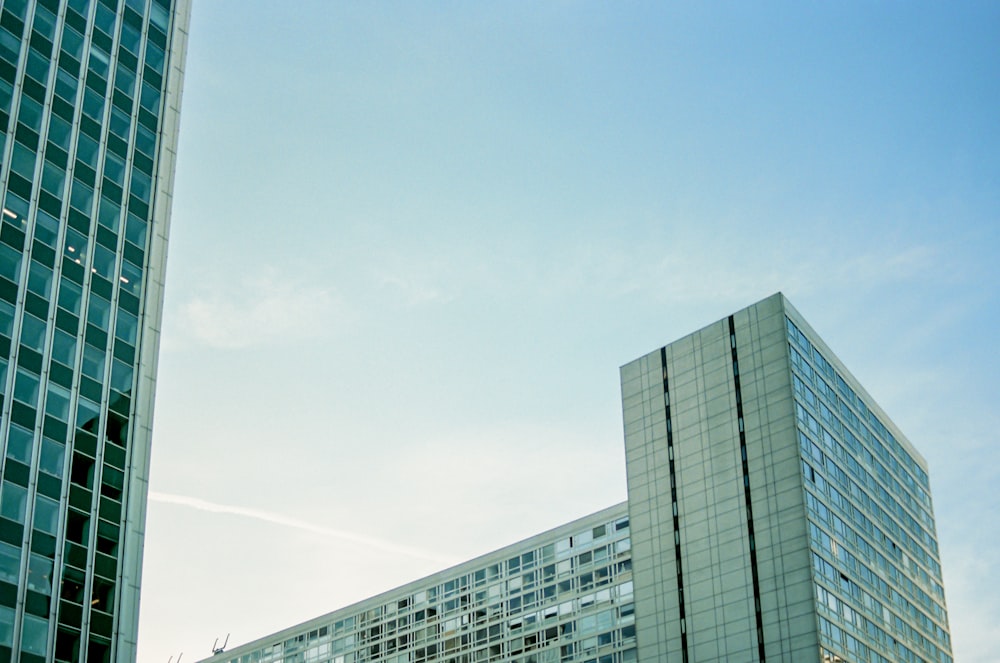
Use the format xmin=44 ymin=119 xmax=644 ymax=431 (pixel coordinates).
xmin=5 ymin=424 xmax=33 ymax=464
xmin=19 ymin=313 xmax=46 ymax=352
xmin=27 ymin=261 xmax=53 ymax=298
xmin=0 ymin=542 xmax=20 ymax=584
xmin=120 ymin=260 xmax=142 ymax=296
xmin=41 ymin=161 xmax=66 ymax=198
xmin=0 ymin=481 xmax=28 ymax=522
xmin=82 ymin=344 xmax=106 ymax=381
xmin=40 ymin=438 xmax=66 ymax=477
xmin=45 ymin=383 xmax=72 ymax=420
xmin=115 ymin=309 xmax=137 ymax=344
xmin=0 ymin=300 xmax=15 ymax=336
xmin=64 ymin=228 xmax=89 ymax=264
xmin=87 ymin=295 xmax=111 ymax=330
xmin=35 ymin=210 xmax=59 ymax=246
xmin=33 ymin=494 xmax=59 ymax=535
xmin=17 ymin=95 xmax=43 ymax=132
xmin=14 ymin=368 xmax=40 ymax=406
xmin=97 ymin=198 xmax=122 ymax=233
xmin=11 ymin=141 xmax=37 ymax=179
xmin=20 ymin=614 xmax=49 ymax=656
xmin=93 ymin=245 xmax=116 ymax=280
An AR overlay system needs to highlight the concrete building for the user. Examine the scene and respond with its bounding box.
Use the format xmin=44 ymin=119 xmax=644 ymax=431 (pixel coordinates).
xmin=200 ymin=294 xmax=951 ymax=663
xmin=0 ymin=0 xmax=190 ymax=660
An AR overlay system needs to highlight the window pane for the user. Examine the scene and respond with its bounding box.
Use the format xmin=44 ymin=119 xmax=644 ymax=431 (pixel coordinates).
xmin=33 ymin=494 xmax=59 ymax=535
xmin=5 ymin=424 xmax=33 ymax=464
xmin=0 ymin=481 xmax=28 ymax=522
xmin=39 ymin=439 xmax=66 ymax=478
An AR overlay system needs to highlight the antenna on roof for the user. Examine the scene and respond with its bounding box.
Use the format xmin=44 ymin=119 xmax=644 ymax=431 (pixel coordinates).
xmin=212 ymin=634 xmax=230 ymax=656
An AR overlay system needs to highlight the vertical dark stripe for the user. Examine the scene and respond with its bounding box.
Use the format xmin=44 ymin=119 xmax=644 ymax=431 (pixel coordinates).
xmin=660 ymin=347 xmax=689 ymax=663
xmin=729 ymin=316 xmax=767 ymax=662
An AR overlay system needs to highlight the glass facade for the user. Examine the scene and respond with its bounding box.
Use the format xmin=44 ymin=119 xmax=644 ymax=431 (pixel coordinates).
xmin=0 ymin=0 xmax=188 ymax=660
xmin=206 ymin=506 xmax=636 ymax=663
xmin=788 ymin=318 xmax=952 ymax=663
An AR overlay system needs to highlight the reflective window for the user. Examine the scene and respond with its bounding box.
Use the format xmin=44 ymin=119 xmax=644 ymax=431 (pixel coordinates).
xmin=17 ymin=95 xmax=43 ymax=132
xmin=5 ymin=424 xmax=33 ymax=464
xmin=76 ymin=133 xmax=100 ymax=168
xmin=52 ymin=329 xmax=78 ymax=366
xmin=25 ymin=49 xmax=50 ymax=86
xmin=120 ymin=22 xmax=141 ymax=54
xmin=54 ymin=66 xmax=79 ymax=102
xmin=111 ymin=359 xmax=133 ymax=393
xmin=93 ymin=245 xmax=116 ymax=280
xmin=0 ymin=605 xmax=12 ymax=647
xmin=115 ymin=309 xmax=137 ymax=344
xmin=88 ymin=44 xmax=111 ymax=79
xmin=0 ymin=481 xmax=28 ymax=522
xmin=82 ymin=344 xmax=106 ymax=382
xmin=40 ymin=160 xmax=66 ymax=198
xmin=0 ymin=301 xmax=14 ymax=336
xmin=14 ymin=368 xmax=40 ymax=405
xmin=125 ymin=212 xmax=147 ymax=248
xmin=28 ymin=260 xmax=52 ymax=299
xmin=20 ymin=613 xmax=49 ymax=655
xmin=82 ymin=87 xmax=105 ymax=123
xmin=120 ymin=260 xmax=142 ymax=296
xmin=45 ymin=383 xmax=72 ymax=421
xmin=109 ymin=105 xmax=130 ymax=140
xmin=61 ymin=24 xmax=85 ymax=61
xmin=19 ymin=313 xmax=46 ymax=352
xmin=64 ymin=228 xmax=89 ymax=264
xmin=104 ymin=151 xmax=126 ymax=186
xmin=58 ymin=279 xmax=83 ymax=314
xmin=0 ymin=244 xmax=23 ymax=283
xmin=47 ymin=113 xmax=72 ymax=151
xmin=87 ymin=295 xmax=111 ymax=330
xmin=76 ymin=396 xmax=100 ymax=429
xmin=11 ymin=141 xmax=37 ymax=179
xmin=34 ymin=210 xmax=60 ymax=246
xmin=70 ymin=178 xmax=94 ymax=214
xmin=39 ymin=438 xmax=65 ymax=478
xmin=98 ymin=197 xmax=122 ymax=233
xmin=27 ymin=554 xmax=53 ymax=595
xmin=33 ymin=494 xmax=59 ymax=535
xmin=0 ymin=542 xmax=20 ymax=584
xmin=32 ymin=5 xmax=57 ymax=40
xmin=145 ymin=41 xmax=165 ymax=75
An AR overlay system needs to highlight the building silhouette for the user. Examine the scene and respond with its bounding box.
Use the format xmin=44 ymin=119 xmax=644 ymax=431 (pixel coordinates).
xmin=199 ymin=294 xmax=952 ymax=663
xmin=0 ymin=0 xmax=190 ymax=660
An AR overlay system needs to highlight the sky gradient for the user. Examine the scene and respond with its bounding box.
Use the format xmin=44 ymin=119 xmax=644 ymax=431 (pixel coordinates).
xmin=137 ymin=3 xmax=999 ymax=662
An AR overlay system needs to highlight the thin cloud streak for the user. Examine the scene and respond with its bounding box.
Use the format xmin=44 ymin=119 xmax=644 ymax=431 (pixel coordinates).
xmin=149 ymin=491 xmax=459 ymax=565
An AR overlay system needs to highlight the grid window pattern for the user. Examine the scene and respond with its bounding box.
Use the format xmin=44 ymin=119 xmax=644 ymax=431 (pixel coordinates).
xmin=786 ymin=317 xmax=952 ymax=663
xmin=0 ymin=0 xmax=187 ymax=660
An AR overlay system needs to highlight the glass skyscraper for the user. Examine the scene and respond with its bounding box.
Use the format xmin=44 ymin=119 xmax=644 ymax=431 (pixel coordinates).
xmin=198 ymin=294 xmax=951 ymax=663
xmin=0 ymin=0 xmax=189 ymax=660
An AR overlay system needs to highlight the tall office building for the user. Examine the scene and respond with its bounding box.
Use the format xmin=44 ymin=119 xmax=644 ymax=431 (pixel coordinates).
xmin=199 ymin=294 xmax=951 ymax=663
xmin=622 ymin=293 xmax=951 ymax=663
xmin=0 ymin=0 xmax=189 ymax=660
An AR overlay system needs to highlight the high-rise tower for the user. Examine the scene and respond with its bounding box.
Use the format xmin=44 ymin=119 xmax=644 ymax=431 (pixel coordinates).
xmin=193 ymin=293 xmax=952 ymax=663
xmin=0 ymin=0 xmax=189 ymax=660
xmin=622 ymin=293 xmax=951 ymax=662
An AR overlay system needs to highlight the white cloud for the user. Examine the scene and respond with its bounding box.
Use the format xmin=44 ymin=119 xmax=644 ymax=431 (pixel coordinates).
xmin=175 ymin=269 xmax=345 ymax=349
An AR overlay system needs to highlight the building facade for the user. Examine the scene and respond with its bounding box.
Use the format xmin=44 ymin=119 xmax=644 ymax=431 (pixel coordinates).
xmin=0 ymin=0 xmax=190 ymax=660
xmin=200 ymin=294 xmax=951 ymax=663
xmin=201 ymin=505 xmax=638 ymax=663
xmin=622 ymin=293 xmax=951 ymax=663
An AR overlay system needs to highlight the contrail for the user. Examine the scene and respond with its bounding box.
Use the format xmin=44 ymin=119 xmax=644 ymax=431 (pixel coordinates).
xmin=149 ymin=491 xmax=459 ymax=565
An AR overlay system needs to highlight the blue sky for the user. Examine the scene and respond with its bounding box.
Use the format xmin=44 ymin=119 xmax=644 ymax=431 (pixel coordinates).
xmin=138 ymin=2 xmax=999 ymax=661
